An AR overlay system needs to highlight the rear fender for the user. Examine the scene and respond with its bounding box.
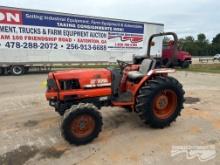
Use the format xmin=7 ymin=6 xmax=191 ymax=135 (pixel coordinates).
xmin=117 ymin=68 xmax=175 ymax=110
xmin=133 ymin=68 xmax=176 ymax=96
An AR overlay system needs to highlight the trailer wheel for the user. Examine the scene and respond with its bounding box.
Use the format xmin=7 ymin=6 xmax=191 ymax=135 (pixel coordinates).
xmin=62 ymin=103 xmax=103 ymax=145
xmin=10 ymin=65 xmax=24 ymax=76
xmin=136 ymin=76 xmax=185 ymax=128
xmin=0 ymin=68 xmax=3 ymax=75
xmin=24 ymin=67 xmax=29 ymax=74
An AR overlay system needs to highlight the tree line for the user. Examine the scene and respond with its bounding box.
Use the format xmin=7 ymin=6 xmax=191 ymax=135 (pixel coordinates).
xmin=178 ymin=33 xmax=220 ymax=56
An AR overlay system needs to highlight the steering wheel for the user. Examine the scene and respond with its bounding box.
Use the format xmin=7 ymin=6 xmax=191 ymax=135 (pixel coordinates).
xmin=117 ymin=60 xmax=130 ymax=71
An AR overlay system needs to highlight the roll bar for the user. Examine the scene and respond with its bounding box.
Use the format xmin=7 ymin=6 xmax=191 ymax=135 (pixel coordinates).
xmin=147 ymin=32 xmax=178 ymax=66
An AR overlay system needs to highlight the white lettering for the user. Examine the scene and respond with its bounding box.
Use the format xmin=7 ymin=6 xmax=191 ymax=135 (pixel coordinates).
xmin=0 ymin=12 xmax=20 ymax=22
xmin=6 ymin=13 xmax=20 ymax=22
xmin=0 ymin=12 xmax=5 ymax=21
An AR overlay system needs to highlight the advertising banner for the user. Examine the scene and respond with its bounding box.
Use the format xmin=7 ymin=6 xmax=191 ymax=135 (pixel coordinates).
xmin=0 ymin=8 xmax=144 ymax=52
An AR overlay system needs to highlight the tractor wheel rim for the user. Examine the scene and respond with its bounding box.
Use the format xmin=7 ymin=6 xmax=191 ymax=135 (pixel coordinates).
xmin=153 ymin=89 xmax=177 ymax=119
xmin=70 ymin=114 xmax=95 ymax=138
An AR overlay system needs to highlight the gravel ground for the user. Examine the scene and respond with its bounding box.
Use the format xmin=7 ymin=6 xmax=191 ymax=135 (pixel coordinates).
xmin=0 ymin=71 xmax=219 ymax=165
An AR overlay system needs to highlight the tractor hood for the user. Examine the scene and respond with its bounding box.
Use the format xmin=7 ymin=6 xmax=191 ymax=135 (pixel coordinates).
xmin=52 ymin=68 xmax=112 ymax=88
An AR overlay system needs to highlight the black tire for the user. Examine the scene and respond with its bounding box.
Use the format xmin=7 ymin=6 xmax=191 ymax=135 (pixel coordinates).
xmin=10 ymin=65 xmax=24 ymax=76
xmin=163 ymin=59 xmax=174 ymax=68
xmin=0 ymin=68 xmax=3 ymax=75
xmin=181 ymin=61 xmax=190 ymax=69
xmin=162 ymin=59 xmax=169 ymax=66
xmin=24 ymin=67 xmax=29 ymax=74
xmin=124 ymin=106 xmax=132 ymax=113
xmin=62 ymin=103 xmax=103 ymax=145
xmin=136 ymin=76 xmax=185 ymax=128
xmin=55 ymin=108 xmax=65 ymax=116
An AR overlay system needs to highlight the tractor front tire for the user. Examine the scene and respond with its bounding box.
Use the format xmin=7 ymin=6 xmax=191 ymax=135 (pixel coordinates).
xmin=136 ymin=76 xmax=185 ymax=128
xmin=61 ymin=103 xmax=103 ymax=145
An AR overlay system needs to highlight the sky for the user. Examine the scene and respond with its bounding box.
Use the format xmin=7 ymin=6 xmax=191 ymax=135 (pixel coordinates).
xmin=1 ymin=0 xmax=220 ymax=41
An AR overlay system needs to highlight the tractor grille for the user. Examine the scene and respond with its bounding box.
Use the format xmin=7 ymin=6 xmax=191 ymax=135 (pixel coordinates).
xmin=59 ymin=79 xmax=80 ymax=90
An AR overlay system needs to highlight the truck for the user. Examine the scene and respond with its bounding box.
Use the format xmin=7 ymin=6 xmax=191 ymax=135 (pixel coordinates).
xmin=162 ymin=41 xmax=192 ymax=68
xmin=0 ymin=6 xmax=189 ymax=76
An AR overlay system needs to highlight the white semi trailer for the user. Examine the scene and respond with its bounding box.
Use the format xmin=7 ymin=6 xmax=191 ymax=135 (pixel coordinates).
xmin=0 ymin=6 xmax=164 ymax=75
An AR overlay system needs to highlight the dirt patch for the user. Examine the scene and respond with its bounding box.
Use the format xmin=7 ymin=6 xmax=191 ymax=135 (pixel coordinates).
xmin=185 ymin=97 xmax=200 ymax=104
xmin=0 ymin=145 xmax=39 ymax=165
xmin=0 ymin=144 xmax=69 ymax=164
xmin=31 ymin=101 xmax=40 ymax=105
xmin=183 ymin=108 xmax=213 ymax=121
xmin=104 ymin=115 xmax=127 ymax=129
xmin=37 ymin=117 xmax=59 ymax=129
xmin=24 ymin=120 xmax=39 ymax=127
xmin=98 ymin=130 xmax=114 ymax=143
xmin=0 ymin=91 xmax=14 ymax=95
xmin=189 ymin=126 xmax=202 ymax=134
xmin=212 ymin=120 xmax=220 ymax=129
xmin=208 ymin=139 xmax=218 ymax=144
xmin=191 ymin=107 xmax=200 ymax=111
xmin=39 ymin=146 xmax=69 ymax=159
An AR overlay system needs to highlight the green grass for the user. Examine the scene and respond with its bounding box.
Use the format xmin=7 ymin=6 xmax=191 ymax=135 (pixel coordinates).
xmin=180 ymin=64 xmax=220 ymax=74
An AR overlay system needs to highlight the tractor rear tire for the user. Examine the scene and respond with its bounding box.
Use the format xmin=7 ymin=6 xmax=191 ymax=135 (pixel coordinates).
xmin=136 ymin=76 xmax=185 ymax=128
xmin=61 ymin=103 xmax=103 ymax=145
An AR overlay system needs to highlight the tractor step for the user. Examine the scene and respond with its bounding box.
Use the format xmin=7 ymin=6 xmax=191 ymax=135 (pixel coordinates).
xmin=112 ymin=91 xmax=132 ymax=102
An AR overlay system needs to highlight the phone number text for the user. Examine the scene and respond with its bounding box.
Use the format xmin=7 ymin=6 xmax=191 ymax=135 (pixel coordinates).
xmin=3 ymin=42 xmax=107 ymax=50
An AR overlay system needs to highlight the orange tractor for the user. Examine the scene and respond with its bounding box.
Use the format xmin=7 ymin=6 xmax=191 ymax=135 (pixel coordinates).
xmin=46 ymin=32 xmax=185 ymax=145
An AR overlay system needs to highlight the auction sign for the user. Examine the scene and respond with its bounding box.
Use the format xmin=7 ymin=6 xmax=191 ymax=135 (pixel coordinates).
xmin=0 ymin=8 xmax=144 ymax=52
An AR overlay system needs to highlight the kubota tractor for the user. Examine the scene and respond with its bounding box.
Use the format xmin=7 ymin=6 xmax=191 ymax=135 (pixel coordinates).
xmin=46 ymin=32 xmax=185 ymax=145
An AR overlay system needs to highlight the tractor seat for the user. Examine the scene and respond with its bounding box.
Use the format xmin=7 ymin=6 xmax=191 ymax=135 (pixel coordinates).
xmin=127 ymin=59 xmax=156 ymax=80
